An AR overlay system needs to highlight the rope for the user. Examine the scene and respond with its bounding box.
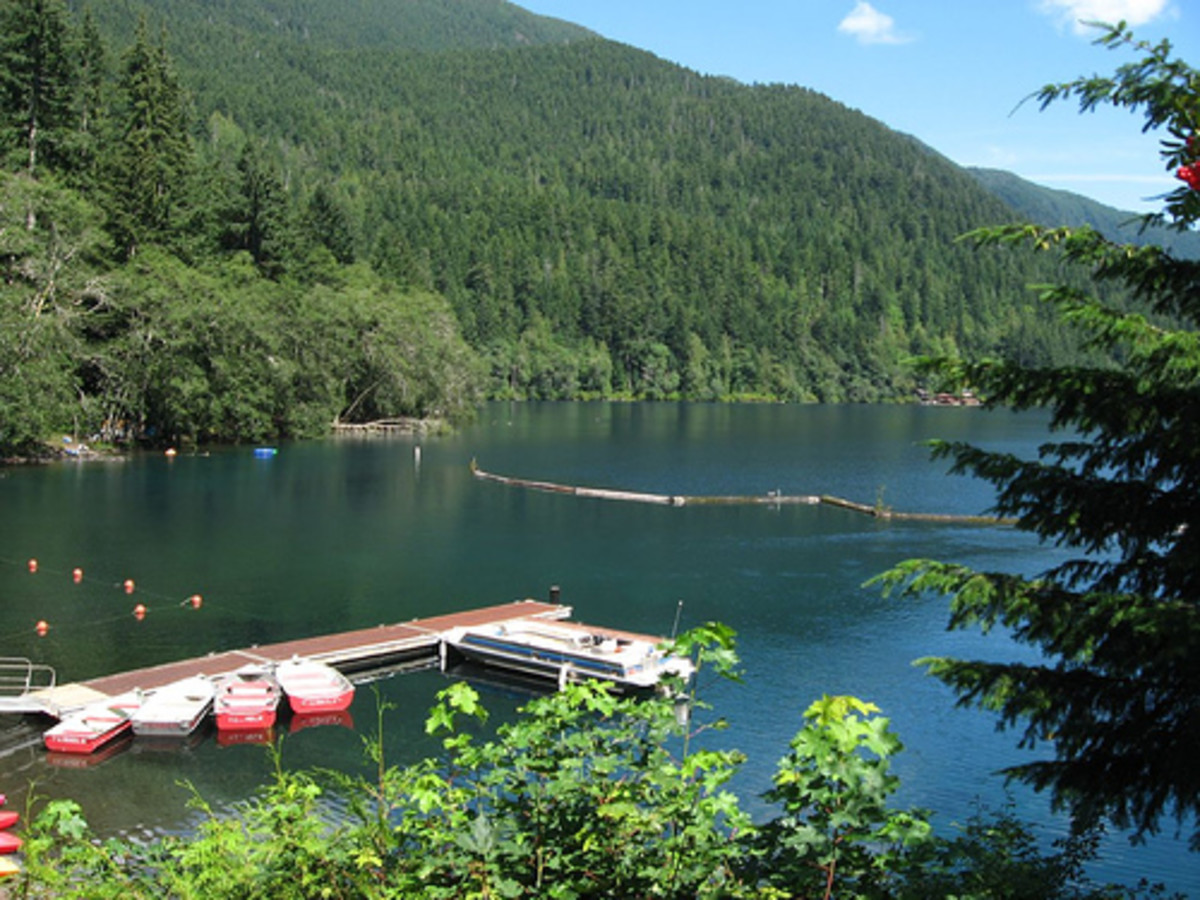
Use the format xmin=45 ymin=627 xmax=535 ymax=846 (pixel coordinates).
xmin=0 ymin=553 xmax=267 ymax=648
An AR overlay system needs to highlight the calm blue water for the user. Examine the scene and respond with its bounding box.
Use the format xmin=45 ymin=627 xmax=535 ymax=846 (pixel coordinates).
xmin=0 ymin=402 xmax=1194 ymax=893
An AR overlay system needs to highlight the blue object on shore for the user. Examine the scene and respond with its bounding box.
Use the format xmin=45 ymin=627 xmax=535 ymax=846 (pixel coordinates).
xmin=253 ymin=447 xmax=278 ymax=459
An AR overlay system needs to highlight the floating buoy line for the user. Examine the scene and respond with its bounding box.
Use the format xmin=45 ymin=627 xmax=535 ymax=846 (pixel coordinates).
xmin=470 ymin=461 xmax=1016 ymax=525
xmin=0 ymin=554 xmax=223 ymax=647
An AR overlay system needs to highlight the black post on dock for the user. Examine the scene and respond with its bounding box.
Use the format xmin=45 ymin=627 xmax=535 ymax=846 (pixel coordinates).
xmin=549 ymin=585 xmax=561 ymax=604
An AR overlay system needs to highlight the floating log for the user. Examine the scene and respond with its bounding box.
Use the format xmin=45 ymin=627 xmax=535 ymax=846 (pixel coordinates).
xmin=817 ymin=495 xmax=1012 ymax=524
xmin=471 ymin=463 xmax=1013 ymax=525
xmin=472 ymin=464 xmax=681 ymax=505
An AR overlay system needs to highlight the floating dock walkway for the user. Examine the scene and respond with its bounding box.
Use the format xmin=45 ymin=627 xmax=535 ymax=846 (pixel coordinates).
xmin=28 ymin=600 xmax=574 ymax=719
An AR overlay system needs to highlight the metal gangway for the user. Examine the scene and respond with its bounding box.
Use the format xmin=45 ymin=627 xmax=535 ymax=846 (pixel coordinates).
xmin=0 ymin=657 xmax=57 ymax=715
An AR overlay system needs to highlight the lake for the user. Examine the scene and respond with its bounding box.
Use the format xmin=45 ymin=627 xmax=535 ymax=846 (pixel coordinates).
xmin=0 ymin=401 xmax=1195 ymax=893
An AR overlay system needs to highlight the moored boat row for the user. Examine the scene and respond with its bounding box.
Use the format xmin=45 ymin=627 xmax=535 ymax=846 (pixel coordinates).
xmin=33 ymin=605 xmax=689 ymax=759
xmin=42 ymin=657 xmax=355 ymax=756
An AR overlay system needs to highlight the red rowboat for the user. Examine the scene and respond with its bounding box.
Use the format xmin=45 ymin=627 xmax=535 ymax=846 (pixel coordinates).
xmin=275 ymin=657 xmax=354 ymax=715
xmin=0 ymin=811 xmax=16 ymax=830
xmin=43 ymin=692 xmax=141 ymax=754
xmin=0 ymin=833 xmax=21 ymax=854
xmin=214 ymin=664 xmax=281 ymax=731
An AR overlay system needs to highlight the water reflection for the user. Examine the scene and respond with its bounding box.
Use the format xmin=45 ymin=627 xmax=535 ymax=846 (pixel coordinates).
xmin=0 ymin=403 xmax=1194 ymax=892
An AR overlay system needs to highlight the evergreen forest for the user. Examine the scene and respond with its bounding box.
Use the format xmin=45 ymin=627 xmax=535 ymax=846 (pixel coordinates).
xmin=5 ymin=9 xmax=1200 ymax=896
xmin=1 ymin=0 xmax=1113 ymax=456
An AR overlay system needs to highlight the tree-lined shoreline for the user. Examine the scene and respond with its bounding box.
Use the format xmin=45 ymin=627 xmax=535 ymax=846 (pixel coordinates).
xmin=2 ymin=0 xmax=1111 ymax=459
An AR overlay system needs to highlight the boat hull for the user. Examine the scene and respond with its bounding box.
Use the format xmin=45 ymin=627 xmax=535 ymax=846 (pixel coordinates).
xmin=131 ymin=713 xmax=210 ymax=738
xmin=453 ymin=635 xmax=633 ymax=682
xmin=216 ymin=708 xmax=277 ymax=731
xmin=286 ymin=690 xmax=353 ymax=714
xmin=131 ymin=676 xmax=214 ymax=738
xmin=44 ymin=718 xmax=131 ymax=754
xmin=444 ymin=622 xmax=693 ymax=692
xmin=276 ymin=659 xmax=355 ymax=715
xmin=214 ymin=667 xmax=281 ymax=731
xmin=43 ymin=692 xmax=141 ymax=755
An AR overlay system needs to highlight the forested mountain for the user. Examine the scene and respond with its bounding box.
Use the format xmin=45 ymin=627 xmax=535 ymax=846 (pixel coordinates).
xmin=3 ymin=0 xmax=1089 ymax=455
xmin=73 ymin=0 xmax=596 ymax=53
xmin=969 ymin=166 xmax=1200 ymax=258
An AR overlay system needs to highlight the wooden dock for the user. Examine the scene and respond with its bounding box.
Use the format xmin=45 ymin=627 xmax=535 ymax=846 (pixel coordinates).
xmin=32 ymin=600 xmax=572 ymax=718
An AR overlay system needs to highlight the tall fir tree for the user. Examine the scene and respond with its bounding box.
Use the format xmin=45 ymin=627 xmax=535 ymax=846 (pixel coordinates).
xmin=105 ymin=16 xmax=190 ymax=258
xmin=224 ymin=139 xmax=291 ymax=279
xmin=70 ymin=7 xmax=109 ymax=191
xmin=878 ymin=27 xmax=1200 ymax=845
xmin=0 ymin=0 xmax=75 ymax=177
xmin=302 ymin=182 xmax=355 ymax=265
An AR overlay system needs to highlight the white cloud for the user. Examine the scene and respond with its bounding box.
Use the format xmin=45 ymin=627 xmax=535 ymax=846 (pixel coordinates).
xmin=1037 ymin=0 xmax=1172 ymax=35
xmin=837 ymin=2 xmax=913 ymax=45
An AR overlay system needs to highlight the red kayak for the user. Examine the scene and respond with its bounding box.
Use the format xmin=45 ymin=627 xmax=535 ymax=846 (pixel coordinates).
xmin=0 ymin=832 xmax=21 ymax=854
xmin=0 ymin=811 xmax=17 ymax=830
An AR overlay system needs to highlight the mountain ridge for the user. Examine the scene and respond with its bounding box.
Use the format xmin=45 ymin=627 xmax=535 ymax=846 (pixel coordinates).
xmin=68 ymin=0 xmax=597 ymax=53
xmin=968 ymin=167 xmax=1199 ymax=258
xmin=44 ymin=0 xmax=1103 ymax=407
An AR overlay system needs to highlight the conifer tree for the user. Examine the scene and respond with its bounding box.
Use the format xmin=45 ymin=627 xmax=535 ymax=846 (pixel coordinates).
xmin=71 ymin=7 xmax=109 ymax=190
xmin=225 ymin=139 xmax=291 ymax=278
xmin=105 ymin=17 xmax=190 ymax=258
xmin=0 ymin=0 xmax=75 ymax=176
xmin=879 ymin=26 xmax=1200 ymax=844
xmin=302 ymin=182 xmax=355 ymax=265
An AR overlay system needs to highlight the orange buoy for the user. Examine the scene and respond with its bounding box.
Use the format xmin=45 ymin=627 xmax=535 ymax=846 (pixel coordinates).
xmin=72 ymin=567 xmax=83 ymax=583
xmin=189 ymin=594 xmax=203 ymax=610
xmin=133 ymin=603 xmax=147 ymax=619
xmin=123 ymin=578 xmax=135 ymax=594
xmin=27 ymin=559 xmax=37 ymax=573
xmin=35 ymin=620 xmax=49 ymax=636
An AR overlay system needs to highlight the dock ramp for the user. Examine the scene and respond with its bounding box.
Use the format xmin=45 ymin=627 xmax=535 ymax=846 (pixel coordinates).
xmin=0 ymin=657 xmax=58 ymax=715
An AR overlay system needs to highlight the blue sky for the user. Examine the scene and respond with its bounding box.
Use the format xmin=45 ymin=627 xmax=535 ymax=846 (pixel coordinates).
xmin=516 ymin=0 xmax=1195 ymax=213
